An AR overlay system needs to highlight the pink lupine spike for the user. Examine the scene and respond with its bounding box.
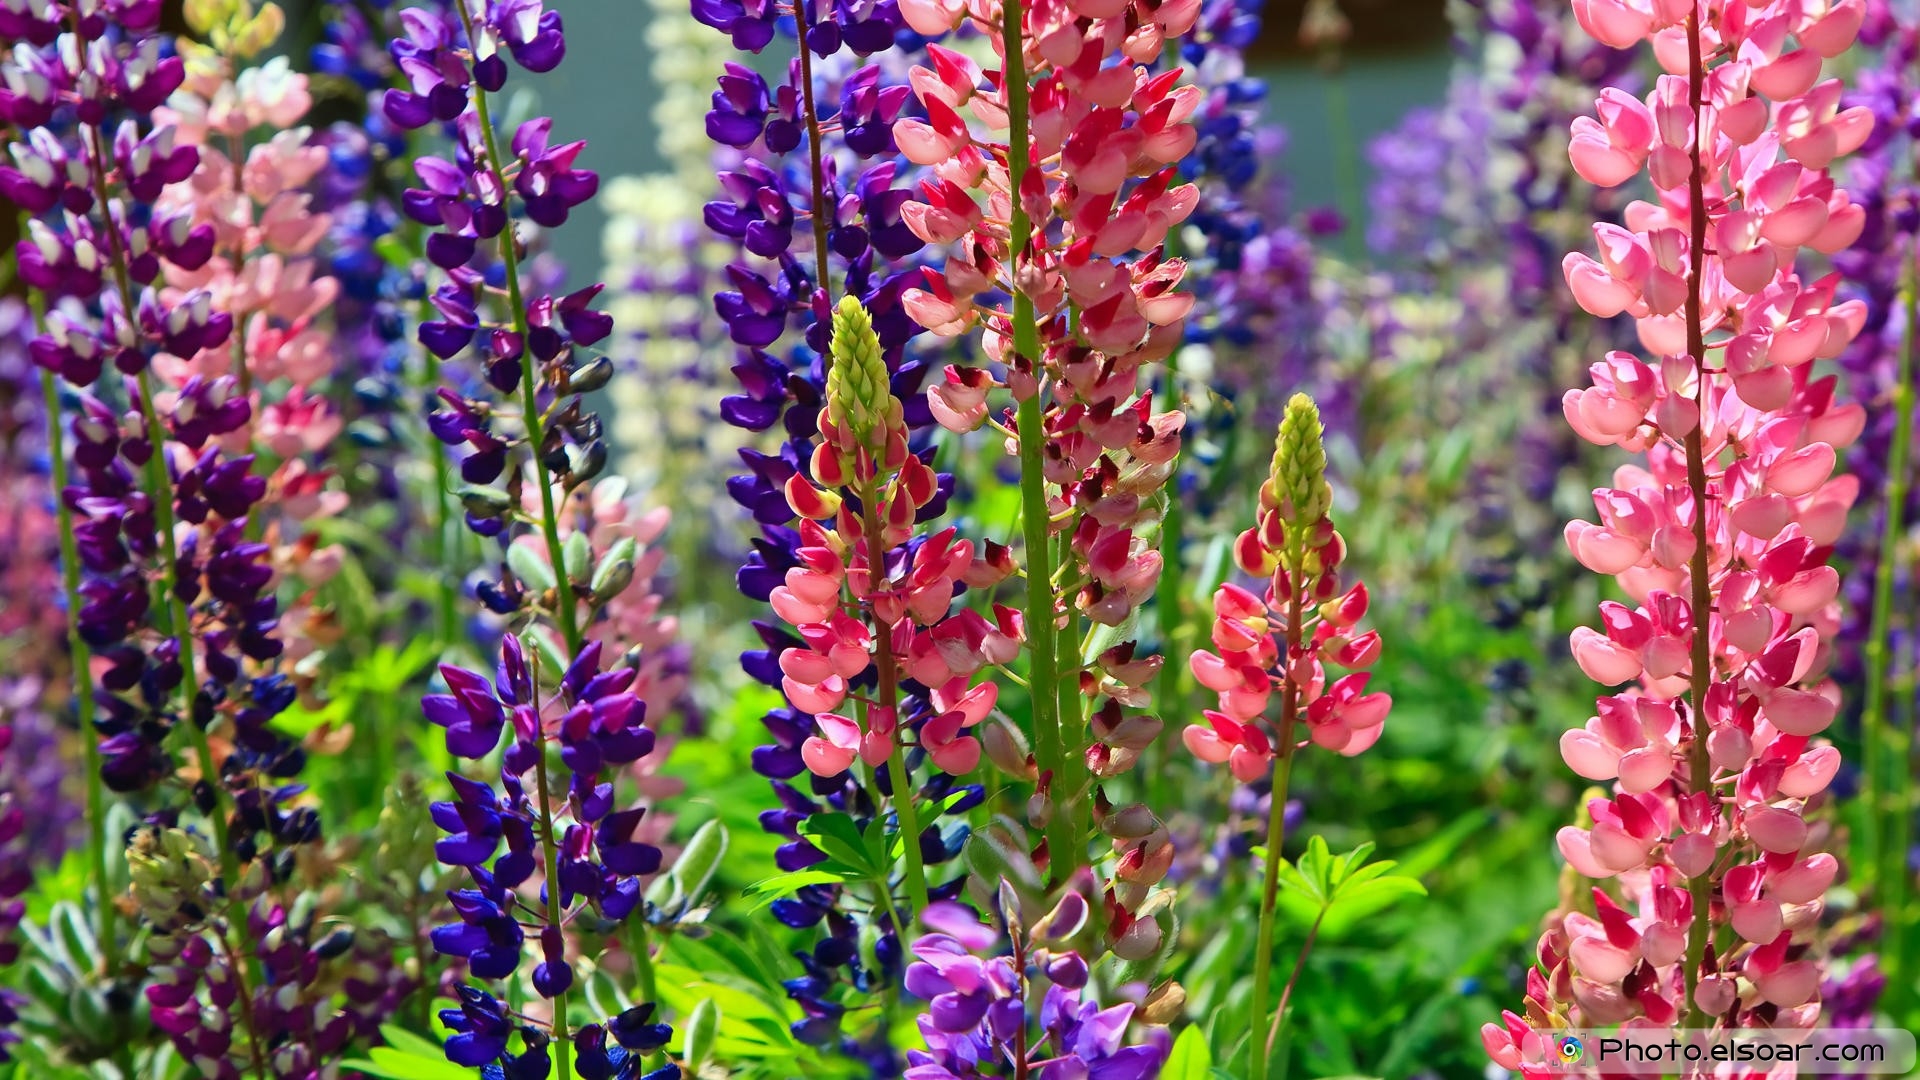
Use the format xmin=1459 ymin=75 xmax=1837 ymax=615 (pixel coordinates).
xmin=1492 ymin=0 xmax=1865 ymax=1060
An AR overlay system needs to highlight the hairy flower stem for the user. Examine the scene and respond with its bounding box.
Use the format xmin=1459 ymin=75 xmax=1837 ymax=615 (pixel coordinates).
xmin=1000 ymin=0 xmax=1080 ymax=882
xmin=1679 ymin=8 xmax=1717 ymax=1027
xmin=1248 ymin=587 xmax=1302 ymax=1080
xmin=1863 ymin=249 xmax=1918 ymax=1018
xmin=860 ymin=486 xmax=931 ymax=914
xmin=38 ymin=364 xmax=117 ymax=970
xmin=796 ymin=35 xmax=833 ymax=314
xmin=531 ymin=679 xmax=573 ymax=1080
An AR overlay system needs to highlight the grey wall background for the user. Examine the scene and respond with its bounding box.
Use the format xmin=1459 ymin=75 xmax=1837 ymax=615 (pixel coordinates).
xmin=288 ymin=1 xmax=1455 ymax=276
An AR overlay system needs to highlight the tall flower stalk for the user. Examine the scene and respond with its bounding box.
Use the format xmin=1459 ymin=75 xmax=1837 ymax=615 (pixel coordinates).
xmin=900 ymin=0 xmax=1198 ymax=952
xmin=1486 ymin=0 xmax=1870 ymax=1060
xmin=385 ymin=2 xmax=680 ymax=1076
xmin=1184 ymin=394 xmax=1387 ymax=1076
xmin=693 ymin=0 xmax=999 ymax=1051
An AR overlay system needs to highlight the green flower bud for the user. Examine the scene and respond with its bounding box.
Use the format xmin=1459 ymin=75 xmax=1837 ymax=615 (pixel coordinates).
xmin=1267 ymin=393 xmax=1333 ymax=573
xmin=127 ymin=827 xmax=214 ymax=931
xmin=825 ymin=295 xmax=898 ymax=455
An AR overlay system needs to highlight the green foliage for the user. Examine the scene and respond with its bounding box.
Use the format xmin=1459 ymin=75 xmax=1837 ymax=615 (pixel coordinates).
xmin=340 ymin=1027 xmax=478 ymax=1080
xmin=1271 ymin=837 xmax=1427 ymax=939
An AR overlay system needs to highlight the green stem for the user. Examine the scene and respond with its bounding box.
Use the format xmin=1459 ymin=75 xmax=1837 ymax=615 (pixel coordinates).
xmin=1863 ymin=246 xmax=1918 ymax=1019
xmin=629 ymin=921 xmax=658 ymax=1004
xmin=134 ymin=372 xmax=233 ymax=876
xmin=1678 ymin=11 xmax=1717 ymax=1027
xmin=79 ymin=108 xmax=238 ymax=885
xmin=1248 ymin=585 xmax=1302 ymax=1080
xmin=1152 ymin=364 xmax=1186 ymax=815
xmin=1000 ymin=0 xmax=1081 ymax=885
xmin=39 ymin=366 xmax=117 ymax=970
xmin=532 ymin=673 xmax=573 ymax=1080
xmin=858 ymin=482 xmax=931 ymax=914
xmin=452 ymin=12 xmax=581 ymax=1071
xmin=1264 ymin=905 xmax=1326 ymax=1073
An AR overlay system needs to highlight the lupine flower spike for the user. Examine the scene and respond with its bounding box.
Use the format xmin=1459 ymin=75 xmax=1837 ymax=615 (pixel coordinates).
xmin=1186 ymin=393 xmax=1387 ymax=1078
xmin=899 ymin=0 xmax=1196 ymax=959
xmin=386 ymin=2 xmax=681 ymax=1076
xmin=776 ymin=296 xmax=1010 ymax=914
xmin=1486 ymin=0 xmax=1867 ymax=1068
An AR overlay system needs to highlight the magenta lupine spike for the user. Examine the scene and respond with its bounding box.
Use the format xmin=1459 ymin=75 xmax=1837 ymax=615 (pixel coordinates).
xmin=1185 ymin=392 xmax=1388 ymax=1080
xmin=1485 ymin=0 xmax=1869 ymax=1066
xmin=774 ymin=296 xmax=1015 ymax=909
xmin=1185 ymin=394 xmax=1389 ymax=777
xmin=894 ymin=0 xmax=1200 ymax=954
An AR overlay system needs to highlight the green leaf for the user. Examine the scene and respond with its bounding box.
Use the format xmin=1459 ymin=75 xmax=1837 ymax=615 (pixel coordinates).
xmin=798 ymin=813 xmax=879 ymax=876
xmin=339 ymin=1027 xmax=474 ymax=1080
xmin=1165 ymin=1026 xmax=1214 ymax=1080
xmin=1319 ymin=874 xmax=1427 ymax=939
xmin=741 ymin=868 xmax=857 ymax=911
xmin=1273 ymin=840 xmax=1428 ymax=938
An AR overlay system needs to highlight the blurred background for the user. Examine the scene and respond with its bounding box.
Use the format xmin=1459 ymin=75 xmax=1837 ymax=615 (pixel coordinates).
xmin=267 ymin=0 xmax=1457 ymax=274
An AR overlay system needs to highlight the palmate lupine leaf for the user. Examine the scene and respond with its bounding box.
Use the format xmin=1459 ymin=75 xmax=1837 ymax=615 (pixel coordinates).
xmin=1265 ymin=836 xmax=1428 ymax=938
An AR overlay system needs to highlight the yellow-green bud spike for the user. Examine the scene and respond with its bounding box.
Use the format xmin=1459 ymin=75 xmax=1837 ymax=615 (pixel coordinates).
xmin=1271 ymin=393 xmax=1331 ymax=523
xmin=1268 ymin=393 xmax=1333 ymax=574
xmin=825 ymin=295 xmax=894 ymax=455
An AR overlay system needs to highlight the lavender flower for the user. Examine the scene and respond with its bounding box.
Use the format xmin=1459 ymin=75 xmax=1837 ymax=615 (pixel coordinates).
xmin=904 ymin=898 xmax=1170 ymax=1080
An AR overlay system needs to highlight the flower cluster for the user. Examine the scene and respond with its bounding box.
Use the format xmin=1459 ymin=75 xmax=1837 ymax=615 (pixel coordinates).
xmin=904 ymin=897 xmax=1169 ymax=1080
xmin=1487 ymin=0 xmax=1869 ymax=1061
xmin=692 ymin=0 xmax=999 ymax=1045
xmin=427 ymin=637 xmax=660 ymax=973
xmin=898 ymin=0 xmax=1200 ymax=951
xmin=1186 ymin=393 xmax=1388 ymax=775
xmin=425 ymin=636 xmax=676 ymax=1076
xmin=131 ymin=824 xmax=397 ymax=1078
xmin=384 ymin=3 xmax=684 ymax=1073
xmin=777 ymin=298 xmax=1008 ymax=783
xmin=3 ymin=0 xmax=313 ymax=884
